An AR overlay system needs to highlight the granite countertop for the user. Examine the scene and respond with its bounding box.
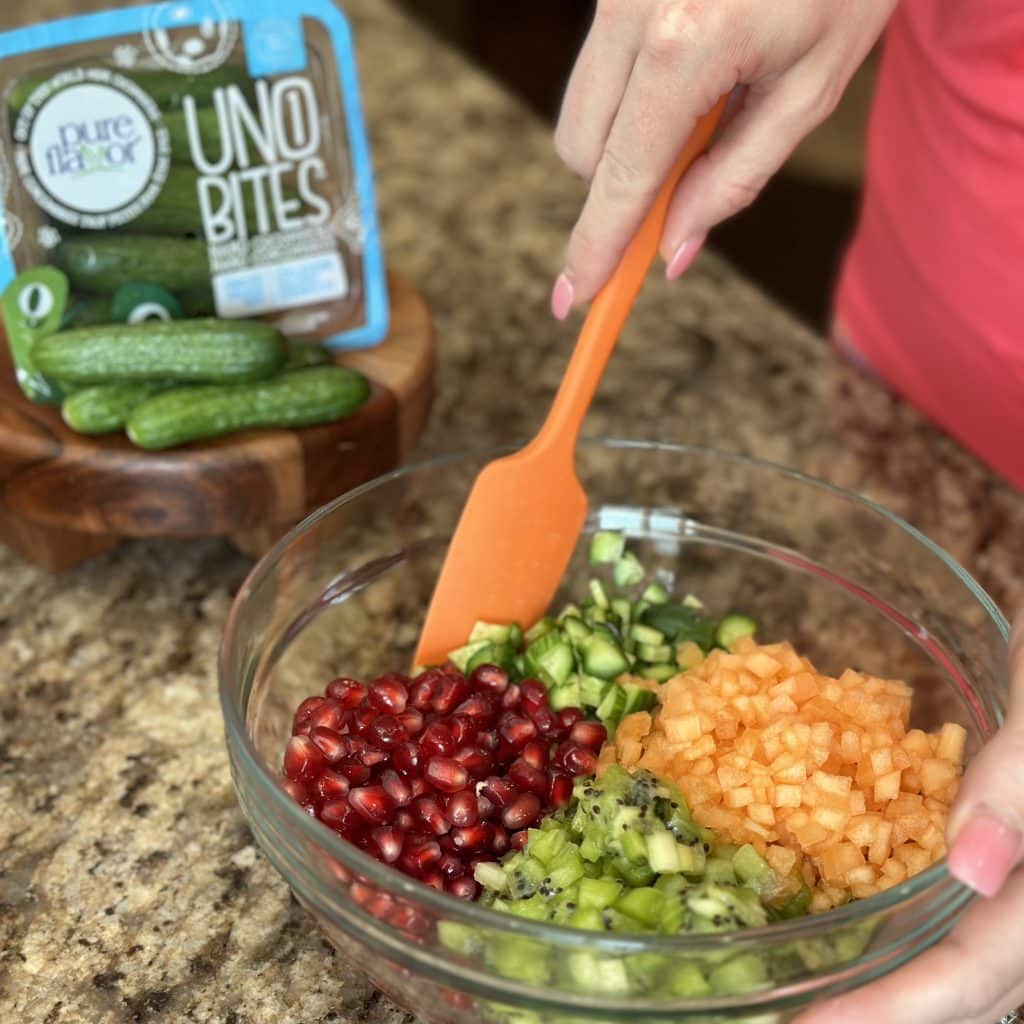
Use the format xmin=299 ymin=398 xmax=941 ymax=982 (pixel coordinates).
xmin=2 ymin=2 xmax=1022 ymax=1023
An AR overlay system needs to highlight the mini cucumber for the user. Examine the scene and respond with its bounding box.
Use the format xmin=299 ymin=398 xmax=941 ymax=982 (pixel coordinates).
xmin=53 ymin=236 xmax=211 ymax=296
xmin=61 ymin=382 xmax=171 ymax=435
xmin=33 ymin=319 xmax=287 ymax=384
xmin=126 ymin=366 xmax=370 ymax=450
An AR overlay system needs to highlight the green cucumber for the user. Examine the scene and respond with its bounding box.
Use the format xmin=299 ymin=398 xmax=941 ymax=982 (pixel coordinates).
xmin=716 ymin=613 xmax=759 ymax=650
xmin=62 ymin=382 xmax=171 ymax=435
xmin=589 ymin=531 xmax=626 ymax=565
xmin=53 ymin=236 xmax=211 ymax=296
xmin=34 ymin=319 xmax=287 ymax=385
xmin=126 ymin=366 xmax=370 ymax=451
xmin=8 ymin=65 xmax=253 ymax=116
xmin=284 ymin=342 xmax=332 ymax=371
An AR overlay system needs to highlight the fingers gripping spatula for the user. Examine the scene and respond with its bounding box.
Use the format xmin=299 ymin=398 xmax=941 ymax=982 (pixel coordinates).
xmin=414 ymin=100 xmax=727 ymax=668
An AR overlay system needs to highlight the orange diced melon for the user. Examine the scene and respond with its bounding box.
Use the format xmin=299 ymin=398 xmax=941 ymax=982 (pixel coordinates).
xmin=920 ymin=758 xmax=957 ymax=797
xmin=820 ymin=842 xmax=865 ymax=882
xmin=874 ymin=769 xmax=903 ymax=803
xmin=936 ymin=722 xmax=967 ymax=766
xmin=724 ymin=787 xmax=755 ymax=809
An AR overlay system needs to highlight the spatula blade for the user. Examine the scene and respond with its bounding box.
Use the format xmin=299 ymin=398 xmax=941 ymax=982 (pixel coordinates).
xmin=414 ymin=449 xmax=587 ymax=667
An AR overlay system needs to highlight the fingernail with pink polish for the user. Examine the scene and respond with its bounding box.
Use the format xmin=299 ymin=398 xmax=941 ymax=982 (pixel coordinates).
xmin=551 ymin=273 xmax=574 ymax=320
xmin=948 ymin=810 xmax=1022 ymax=897
xmin=666 ymin=233 xmax=706 ymax=281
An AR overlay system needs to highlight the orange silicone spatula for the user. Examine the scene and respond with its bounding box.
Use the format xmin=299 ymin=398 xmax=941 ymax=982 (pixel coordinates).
xmin=414 ymin=98 xmax=727 ymax=668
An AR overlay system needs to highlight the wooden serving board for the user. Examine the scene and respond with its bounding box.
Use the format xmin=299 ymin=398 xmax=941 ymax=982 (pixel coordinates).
xmin=0 ymin=272 xmax=435 ymax=571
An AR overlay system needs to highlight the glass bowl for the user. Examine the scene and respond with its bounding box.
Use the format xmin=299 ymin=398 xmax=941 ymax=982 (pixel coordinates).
xmin=219 ymin=440 xmax=1010 ymax=1023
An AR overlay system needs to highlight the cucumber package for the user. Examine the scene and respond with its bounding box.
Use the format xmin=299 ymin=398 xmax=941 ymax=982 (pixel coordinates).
xmin=0 ymin=0 xmax=388 ymax=355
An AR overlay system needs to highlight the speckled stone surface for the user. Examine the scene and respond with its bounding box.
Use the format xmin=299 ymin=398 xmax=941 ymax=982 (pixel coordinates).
xmin=2 ymin=2 xmax=1023 ymax=1023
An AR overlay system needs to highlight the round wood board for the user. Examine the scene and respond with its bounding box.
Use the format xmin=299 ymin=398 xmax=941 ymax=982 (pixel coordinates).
xmin=0 ymin=272 xmax=435 ymax=571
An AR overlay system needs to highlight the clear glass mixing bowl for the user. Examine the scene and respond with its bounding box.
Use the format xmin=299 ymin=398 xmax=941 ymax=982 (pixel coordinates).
xmin=220 ymin=440 xmax=1010 ymax=1023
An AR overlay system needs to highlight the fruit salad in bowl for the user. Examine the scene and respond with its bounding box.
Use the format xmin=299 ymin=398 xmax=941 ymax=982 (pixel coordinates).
xmin=220 ymin=440 xmax=1009 ymax=1023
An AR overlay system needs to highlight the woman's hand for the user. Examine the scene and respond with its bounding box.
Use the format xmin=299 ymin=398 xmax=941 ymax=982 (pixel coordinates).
xmin=550 ymin=0 xmax=896 ymax=318
xmin=797 ymin=614 xmax=1024 ymax=1024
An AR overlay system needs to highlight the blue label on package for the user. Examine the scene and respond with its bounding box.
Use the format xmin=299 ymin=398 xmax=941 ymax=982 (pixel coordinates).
xmin=0 ymin=0 xmax=389 ymax=350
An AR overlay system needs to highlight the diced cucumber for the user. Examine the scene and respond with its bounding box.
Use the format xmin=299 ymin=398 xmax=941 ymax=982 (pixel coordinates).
xmin=547 ymin=678 xmax=582 ymax=711
xmin=561 ymin=615 xmax=590 ymax=644
xmin=524 ymin=616 xmax=555 ymax=643
xmin=579 ymin=674 xmax=612 ymax=708
xmin=581 ymin=635 xmax=629 ymax=680
xmin=683 ymin=594 xmax=705 ymax=609
xmin=589 ymin=531 xmax=626 ymax=565
xmin=619 ymin=683 xmax=657 ymax=717
xmin=588 ymin=579 xmax=610 ymax=609
xmin=556 ymin=603 xmax=582 ymax=623
xmin=469 ymin=620 xmax=514 ymax=645
xmin=596 ymin=685 xmax=627 ymax=726
xmin=525 ymin=632 xmax=574 ymax=686
xmin=610 ymin=597 xmax=632 ymax=628
xmin=584 ymin=605 xmax=608 ymax=626
xmin=716 ymin=613 xmax=758 ymax=650
xmin=630 ymin=622 xmax=665 ymax=646
xmin=637 ymin=642 xmax=672 ymax=663
xmin=467 ymin=642 xmax=515 ymax=673
xmin=447 ymin=639 xmax=491 ymax=672
xmin=612 ymin=551 xmax=644 ymax=588
xmin=642 ymin=582 xmax=669 ymax=604
xmin=642 ymin=602 xmax=717 ymax=650
xmin=640 ymin=663 xmax=678 ymax=683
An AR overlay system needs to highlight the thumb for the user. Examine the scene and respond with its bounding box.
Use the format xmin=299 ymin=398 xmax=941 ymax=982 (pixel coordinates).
xmin=945 ymin=612 xmax=1024 ymax=897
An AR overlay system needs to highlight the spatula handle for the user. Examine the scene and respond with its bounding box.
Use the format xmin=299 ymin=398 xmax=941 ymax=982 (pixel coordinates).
xmin=534 ymin=96 xmax=728 ymax=458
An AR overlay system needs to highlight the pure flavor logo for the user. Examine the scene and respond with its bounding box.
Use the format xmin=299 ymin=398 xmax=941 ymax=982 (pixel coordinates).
xmin=44 ymin=110 xmax=146 ymax=180
xmin=13 ymin=67 xmax=170 ymax=230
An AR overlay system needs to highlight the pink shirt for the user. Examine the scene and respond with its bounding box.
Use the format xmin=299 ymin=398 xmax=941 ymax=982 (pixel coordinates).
xmin=835 ymin=0 xmax=1024 ymax=490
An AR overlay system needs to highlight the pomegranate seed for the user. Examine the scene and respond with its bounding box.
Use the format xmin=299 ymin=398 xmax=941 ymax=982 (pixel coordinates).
xmin=530 ymin=706 xmax=558 ymax=736
xmin=397 ymin=709 xmax=425 ymax=736
xmin=570 ymin=721 xmax=608 ymax=752
xmin=293 ymin=696 xmax=326 ymax=730
xmin=281 ymin=779 xmax=312 ymax=805
xmin=432 ymin=675 xmax=470 ymax=714
xmin=348 ymin=785 xmax=394 ymax=824
xmin=490 ymin=825 xmax=510 ymax=856
xmin=502 ymin=793 xmax=541 ymax=830
xmin=326 ymin=678 xmax=367 ymax=709
xmin=470 ymin=663 xmax=509 ymax=694
xmin=454 ymin=693 xmax=498 ymax=722
xmin=389 ymin=905 xmax=430 ymax=938
xmin=368 ymin=674 xmax=409 ymax=714
xmin=420 ymin=721 xmax=455 ymax=758
xmin=395 ymin=809 xmax=415 ymax=831
xmin=412 ymin=796 xmax=451 ymax=835
xmin=351 ymin=706 xmax=378 ymax=736
xmin=445 ymin=789 xmax=480 ymax=827
xmin=350 ymin=881 xmax=375 ymax=906
xmin=509 ymin=829 xmax=529 ymax=851
xmin=399 ymin=837 xmax=442 ymax=876
xmin=283 ymin=735 xmax=326 ymax=781
xmin=371 ymin=827 xmax=405 ymax=864
xmin=548 ymin=771 xmax=574 ymax=809
xmin=308 ymin=699 xmax=346 ymax=733
xmin=320 ymin=799 xmax=364 ymax=834
xmin=452 ymin=823 xmax=491 ymax=852
xmin=310 ymin=726 xmax=349 ymax=763
xmin=359 ymin=749 xmax=388 ymax=767
xmin=421 ymin=870 xmax=445 ymax=891
xmin=562 ymin=745 xmax=599 ymax=775
xmin=366 ymin=892 xmax=396 ymax=920
xmin=438 ymin=853 xmax=465 ymax=880
xmin=409 ymin=777 xmax=430 ymax=798
xmin=519 ymin=679 xmax=548 ymax=711
xmin=409 ymin=669 xmax=445 ymax=709
xmin=315 ymin=769 xmax=351 ymax=802
xmin=480 ymin=776 xmax=519 ymax=809
xmin=425 ymin=757 xmax=469 ymax=794
xmin=449 ymin=715 xmax=476 ymax=746
xmin=453 ymin=745 xmax=494 ymax=779
xmin=381 ymin=769 xmax=413 ymax=807
xmin=557 ymin=706 xmax=584 ymax=731
xmin=498 ymin=714 xmax=537 ymax=749
xmin=476 ymin=793 xmax=497 ymax=821
xmin=501 ymin=685 xmax=522 ymax=709
xmin=443 ymin=990 xmax=474 ymax=1011
xmin=521 ymin=740 xmax=549 ymax=770
xmin=392 ymin=741 xmax=422 ymax=776
xmin=508 ymin=759 xmax=548 ymax=797
xmin=369 ymin=714 xmax=406 ymax=749
xmin=477 ymin=729 xmax=499 ymax=751
xmin=448 ymin=876 xmax=479 ymax=900
xmin=337 ymin=762 xmax=372 ymax=784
